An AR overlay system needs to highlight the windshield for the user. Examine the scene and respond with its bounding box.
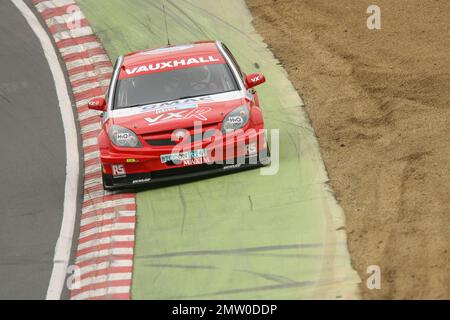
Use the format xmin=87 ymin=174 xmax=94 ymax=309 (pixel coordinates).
xmin=114 ymin=63 xmax=239 ymax=109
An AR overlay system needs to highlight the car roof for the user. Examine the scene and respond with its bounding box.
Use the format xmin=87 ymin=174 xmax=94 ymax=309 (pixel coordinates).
xmin=121 ymin=41 xmax=222 ymax=69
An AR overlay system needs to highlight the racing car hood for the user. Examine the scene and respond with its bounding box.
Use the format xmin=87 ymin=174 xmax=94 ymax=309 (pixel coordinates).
xmin=109 ymin=91 xmax=249 ymax=134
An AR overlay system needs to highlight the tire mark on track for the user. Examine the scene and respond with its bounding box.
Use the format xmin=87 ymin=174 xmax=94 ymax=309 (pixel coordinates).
xmin=181 ymin=0 xmax=260 ymax=45
xmin=178 ymin=186 xmax=188 ymax=235
xmin=167 ymin=0 xmax=211 ymax=39
xmin=145 ymin=263 xmax=217 ymax=270
xmin=167 ymin=278 xmax=352 ymax=298
xmin=137 ymin=242 xmax=340 ymax=259
xmin=234 ymin=269 xmax=297 ymax=285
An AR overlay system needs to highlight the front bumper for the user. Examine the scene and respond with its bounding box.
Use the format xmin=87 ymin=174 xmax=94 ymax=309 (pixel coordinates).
xmin=102 ymin=151 xmax=270 ymax=190
xmin=100 ymin=129 xmax=269 ymax=190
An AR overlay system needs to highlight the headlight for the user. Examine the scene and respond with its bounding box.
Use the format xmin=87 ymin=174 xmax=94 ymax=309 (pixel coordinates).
xmin=109 ymin=125 xmax=142 ymax=148
xmin=221 ymin=105 xmax=250 ymax=133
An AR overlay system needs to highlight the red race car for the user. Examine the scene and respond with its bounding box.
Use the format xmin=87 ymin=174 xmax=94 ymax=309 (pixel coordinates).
xmin=88 ymin=41 xmax=270 ymax=190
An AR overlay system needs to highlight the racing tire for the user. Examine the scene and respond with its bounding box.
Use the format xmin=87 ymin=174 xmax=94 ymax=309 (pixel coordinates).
xmin=102 ymin=170 xmax=114 ymax=191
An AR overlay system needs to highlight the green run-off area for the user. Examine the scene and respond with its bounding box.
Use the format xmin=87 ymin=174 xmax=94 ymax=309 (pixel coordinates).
xmin=77 ymin=0 xmax=360 ymax=299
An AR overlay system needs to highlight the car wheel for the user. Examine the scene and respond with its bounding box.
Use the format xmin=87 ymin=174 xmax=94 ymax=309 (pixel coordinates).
xmin=102 ymin=170 xmax=114 ymax=191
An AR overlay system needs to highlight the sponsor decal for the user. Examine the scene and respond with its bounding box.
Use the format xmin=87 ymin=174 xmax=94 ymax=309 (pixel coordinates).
xmin=250 ymin=75 xmax=262 ymax=83
xmin=228 ymin=116 xmax=244 ymax=125
xmin=150 ymin=97 xmax=212 ymax=108
xmin=145 ymin=107 xmax=211 ymax=125
xmin=112 ymin=164 xmax=126 ymax=177
xmin=154 ymin=104 xmax=197 ymax=114
xmin=131 ymin=97 xmax=211 ymax=115
xmin=183 ymin=156 xmax=210 ymax=166
xmin=132 ymin=178 xmax=152 ymax=184
xmin=161 ymin=149 xmax=207 ymax=164
xmin=111 ymin=91 xmax=244 ymax=118
xmin=116 ymin=132 xmax=133 ymax=144
xmin=223 ymin=163 xmax=242 ymax=170
xmin=122 ymin=55 xmax=223 ymax=78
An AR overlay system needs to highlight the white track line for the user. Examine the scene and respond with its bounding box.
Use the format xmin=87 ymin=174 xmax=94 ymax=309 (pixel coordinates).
xmin=11 ymin=0 xmax=80 ymax=300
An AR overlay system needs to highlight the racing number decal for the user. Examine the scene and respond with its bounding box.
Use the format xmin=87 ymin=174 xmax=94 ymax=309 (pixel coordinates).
xmin=112 ymin=164 xmax=126 ymax=177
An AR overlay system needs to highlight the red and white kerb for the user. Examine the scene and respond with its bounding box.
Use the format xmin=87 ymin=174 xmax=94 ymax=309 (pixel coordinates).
xmin=32 ymin=0 xmax=136 ymax=300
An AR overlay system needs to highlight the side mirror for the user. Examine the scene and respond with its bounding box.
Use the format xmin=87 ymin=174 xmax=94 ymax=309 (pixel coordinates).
xmin=245 ymin=73 xmax=266 ymax=89
xmin=88 ymin=97 xmax=107 ymax=111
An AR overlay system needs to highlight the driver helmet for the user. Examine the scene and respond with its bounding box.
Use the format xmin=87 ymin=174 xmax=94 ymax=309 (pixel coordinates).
xmin=190 ymin=66 xmax=210 ymax=83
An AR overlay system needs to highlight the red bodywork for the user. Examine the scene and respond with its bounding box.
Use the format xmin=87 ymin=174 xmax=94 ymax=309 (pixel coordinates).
xmin=91 ymin=42 xmax=268 ymax=188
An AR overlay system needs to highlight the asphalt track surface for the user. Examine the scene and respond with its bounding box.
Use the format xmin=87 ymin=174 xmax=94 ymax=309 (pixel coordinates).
xmin=0 ymin=1 xmax=67 ymax=299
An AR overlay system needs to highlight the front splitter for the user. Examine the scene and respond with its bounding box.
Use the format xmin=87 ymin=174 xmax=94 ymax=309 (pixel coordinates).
xmin=104 ymin=154 xmax=270 ymax=190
